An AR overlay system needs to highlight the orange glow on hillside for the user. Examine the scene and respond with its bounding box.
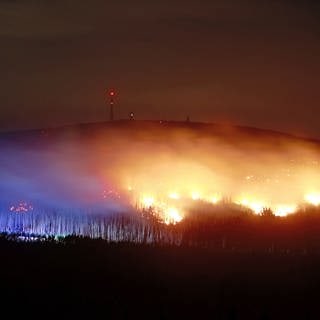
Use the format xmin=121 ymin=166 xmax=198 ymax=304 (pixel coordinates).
xmin=89 ymin=123 xmax=320 ymax=223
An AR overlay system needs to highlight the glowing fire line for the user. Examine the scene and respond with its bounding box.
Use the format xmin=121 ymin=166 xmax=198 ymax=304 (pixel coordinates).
xmin=133 ymin=189 xmax=320 ymax=223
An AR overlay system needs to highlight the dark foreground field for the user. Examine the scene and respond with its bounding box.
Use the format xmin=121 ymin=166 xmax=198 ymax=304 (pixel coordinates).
xmin=0 ymin=236 xmax=319 ymax=320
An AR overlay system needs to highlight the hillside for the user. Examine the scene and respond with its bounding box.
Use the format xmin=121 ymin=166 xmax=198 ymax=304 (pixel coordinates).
xmin=1 ymin=120 xmax=319 ymax=146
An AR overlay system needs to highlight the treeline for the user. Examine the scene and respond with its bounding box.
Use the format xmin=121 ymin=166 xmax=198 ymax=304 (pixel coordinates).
xmin=1 ymin=204 xmax=320 ymax=254
xmin=178 ymin=205 xmax=320 ymax=253
xmin=0 ymin=208 xmax=181 ymax=244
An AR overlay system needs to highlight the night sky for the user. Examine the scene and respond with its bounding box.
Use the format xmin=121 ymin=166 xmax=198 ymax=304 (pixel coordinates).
xmin=0 ymin=0 xmax=319 ymax=137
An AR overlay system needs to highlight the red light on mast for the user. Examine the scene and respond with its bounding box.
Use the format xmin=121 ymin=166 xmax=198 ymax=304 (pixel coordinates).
xmin=107 ymin=89 xmax=116 ymax=121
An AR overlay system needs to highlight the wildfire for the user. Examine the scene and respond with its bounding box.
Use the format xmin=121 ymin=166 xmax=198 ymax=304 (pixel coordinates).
xmin=9 ymin=202 xmax=34 ymax=213
xmin=164 ymin=207 xmax=183 ymax=224
xmin=133 ymin=187 xmax=320 ymax=223
xmin=142 ymin=195 xmax=155 ymax=207
xmin=96 ymin=125 xmax=320 ymax=223
xmin=274 ymin=205 xmax=297 ymax=217
xmin=191 ymin=192 xmax=201 ymax=200
xmin=103 ymin=189 xmax=121 ymax=200
xmin=305 ymin=193 xmax=320 ymax=206
xmin=209 ymin=195 xmax=221 ymax=204
xmin=168 ymin=192 xmax=180 ymax=200
xmin=237 ymin=198 xmax=265 ymax=214
xmin=139 ymin=193 xmax=183 ymax=224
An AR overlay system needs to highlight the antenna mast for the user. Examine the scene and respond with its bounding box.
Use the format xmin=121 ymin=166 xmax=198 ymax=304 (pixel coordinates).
xmin=108 ymin=89 xmax=116 ymax=121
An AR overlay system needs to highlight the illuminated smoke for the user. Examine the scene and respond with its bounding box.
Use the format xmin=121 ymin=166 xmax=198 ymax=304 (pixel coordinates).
xmin=1 ymin=121 xmax=320 ymax=233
